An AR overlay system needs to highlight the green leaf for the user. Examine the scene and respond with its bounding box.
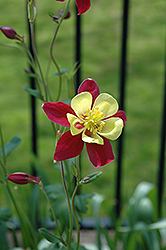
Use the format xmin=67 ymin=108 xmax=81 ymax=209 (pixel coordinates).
xmin=71 ymin=162 xmax=78 ymax=178
xmin=136 ymin=197 xmax=154 ymax=223
xmin=102 ymin=227 xmax=116 ymax=250
xmin=50 ymin=68 xmax=70 ymax=78
xmin=45 ymin=184 xmax=70 ymax=227
xmin=70 ymin=243 xmax=88 ymax=250
xmin=48 ymin=11 xmax=55 ymax=19
xmin=24 ymin=71 xmax=37 ymax=79
xmin=91 ymin=193 xmax=105 ymax=217
xmin=118 ymin=219 xmax=166 ymax=233
xmin=22 ymin=86 xmax=43 ymax=100
xmin=0 ymin=208 xmax=12 ymax=221
xmin=61 ymin=243 xmax=88 ymax=250
xmin=80 ymin=171 xmax=102 ymax=184
xmin=131 ymin=182 xmax=155 ymax=204
xmin=148 ymin=219 xmax=166 ymax=230
xmin=0 ymin=222 xmax=10 ymax=250
xmin=45 ymin=184 xmax=92 ymax=228
xmin=75 ymin=193 xmax=92 ymax=214
xmin=128 ymin=182 xmax=156 ymax=225
xmin=0 ymin=135 xmax=21 ymax=158
xmin=38 ymin=228 xmax=62 ymax=244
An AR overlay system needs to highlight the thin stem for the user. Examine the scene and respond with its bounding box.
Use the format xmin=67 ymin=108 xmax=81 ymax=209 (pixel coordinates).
xmin=39 ymin=184 xmax=68 ymax=248
xmin=71 ymin=183 xmax=80 ymax=250
xmin=0 ymin=125 xmax=6 ymax=168
xmin=0 ymin=179 xmax=5 ymax=185
xmin=45 ymin=56 xmax=53 ymax=101
xmin=30 ymin=23 xmax=47 ymax=100
xmin=61 ymin=161 xmax=73 ymax=250
xmin=50 ymin=26 xmax=62 ymax=102
xmin=0 ymin=158 xmax=6 ymax=179
xmin=50 ymin=0 xmax=71 ymax=101
xmin=76 ymin=155 xmax=80 ymax=180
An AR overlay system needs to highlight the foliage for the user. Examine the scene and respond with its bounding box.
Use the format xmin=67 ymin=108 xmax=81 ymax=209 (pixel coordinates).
xmin=94 ymin=182 xmax=166 ymax=250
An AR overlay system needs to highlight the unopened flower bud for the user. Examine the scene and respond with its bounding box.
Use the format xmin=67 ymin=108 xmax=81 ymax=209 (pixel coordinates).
xmin=7 ymin=172 xmax=41 ymax=185
xmin=83 ymin=176 xmax=90 ymax=183
xmin=52 ymin=10 xmax=70 ymax=23
xmin=27 ymin=0 xmax=36 ymax=23
xmin=63 ymin=10 xmax=71 ymax=19
xmin=60 ymin=10 xmax=71 ymax=19
xmin=52 ymin=15 xmax=59 ymax=23
xmin=0 ymin=26 xmax=24 ymax=42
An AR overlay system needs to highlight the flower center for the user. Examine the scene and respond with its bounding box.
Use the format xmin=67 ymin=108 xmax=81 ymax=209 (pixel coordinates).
xmin=80 ymin=107 xmax=105 ymax=134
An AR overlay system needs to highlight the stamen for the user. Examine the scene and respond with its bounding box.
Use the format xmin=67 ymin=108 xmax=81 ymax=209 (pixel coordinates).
xmin=79 ymin=107 xmax=105 ymax=134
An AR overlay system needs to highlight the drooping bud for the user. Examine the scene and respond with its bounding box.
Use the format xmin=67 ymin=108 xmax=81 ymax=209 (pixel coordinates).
xmin=0 ymin=26 xmax=24 ymax=42
xmin=52 ymin=10 xmax=70 ymax=23
xmin=7 ymin=172 xmax=41 ymax=185
xmin=61 ymin=10 xmax=71 ymax=19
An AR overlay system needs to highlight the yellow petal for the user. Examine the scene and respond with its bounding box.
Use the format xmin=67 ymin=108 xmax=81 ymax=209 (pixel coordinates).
xmin=67 ymin=113 xmax=84 ymax=135
xmin=93 ymin=93 xmax=118 ymax=118
xmin=71 ymin=92 xmax=92 ymax=118
xmin=99 ymin=117 xmax=123 ymax=140
xmin=82 ymin=130 xmax=104 ymax=145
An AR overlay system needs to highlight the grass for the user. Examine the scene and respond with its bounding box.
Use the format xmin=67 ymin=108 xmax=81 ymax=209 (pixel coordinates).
xmin=0 ymin=0 xmax=165 ymax=217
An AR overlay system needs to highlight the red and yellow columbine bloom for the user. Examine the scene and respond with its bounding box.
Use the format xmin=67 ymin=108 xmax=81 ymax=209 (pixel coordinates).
xmin=56 ymin=0 xmax=90 ymax=15
xmin=42 ymin=78 xmax=127 ymax=167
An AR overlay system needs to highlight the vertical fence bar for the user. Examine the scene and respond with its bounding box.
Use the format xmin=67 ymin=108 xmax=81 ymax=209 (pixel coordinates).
xmin=75 ymin=6 xmax=82 ymax=185
xmin=116 ymin=0 xmax=130 ymax=217
xmin=157 ymin=37 xmax=166 ymax=217
xmin=75 ymin=6 xmax=82 ymax=93
xmin=27 ymin=6 xmax=37 ymax=177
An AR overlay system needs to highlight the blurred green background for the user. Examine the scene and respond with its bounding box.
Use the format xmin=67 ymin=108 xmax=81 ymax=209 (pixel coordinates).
xmin=0 ymin=0 xmax=165 ymax=216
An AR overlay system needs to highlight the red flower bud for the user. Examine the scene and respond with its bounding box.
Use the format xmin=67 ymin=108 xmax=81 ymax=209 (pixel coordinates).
xmin=52 ymin=10 xmax=70 ymax=22
xmin=0 ymin=26 xmax=24 ymax=42
xmin=64 ymin=10 xmax=71 ymax=19
xmin=7 ymin=172 xmax=41 ymax=185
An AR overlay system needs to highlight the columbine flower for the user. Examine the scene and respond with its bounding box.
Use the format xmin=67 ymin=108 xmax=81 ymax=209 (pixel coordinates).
xmin=7 ymin=172 xmax=41 ymax=185
xmin=56 ymin=0 xmax=90 ymax=15
xmin=0 ymin=26 xmax=24 ymax=42
xmin=42 ymin=78 xmax=127 ymax=167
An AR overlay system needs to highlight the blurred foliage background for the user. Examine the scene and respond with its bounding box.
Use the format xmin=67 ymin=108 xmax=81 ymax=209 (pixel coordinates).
xmin=0 ymin=0 xmax=165 ymax=216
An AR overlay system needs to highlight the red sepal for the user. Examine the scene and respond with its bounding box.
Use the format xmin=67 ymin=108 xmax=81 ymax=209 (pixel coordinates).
xmin=76 ymin=0 xmax=91 ymax=14
xmin=42 ymin=102 xmax=75 ymax=127
xmin=54 ymin=131 xmax=84 ymax=161
xmin=78 ymin=78 xmax=99 ymax=105
xmin=111 ymin=110 xmax=127 ymax=126
xmin=86 ymin=138 xmax=114 ymax=167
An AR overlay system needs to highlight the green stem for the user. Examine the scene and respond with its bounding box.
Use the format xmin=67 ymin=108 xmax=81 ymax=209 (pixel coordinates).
xmin=50 ymin=0 xmax=71 ymax=101
xmin=61 ymin=161 xmax=73 ymax=250
xmin=71 ymin=183 xmax=80 ymax=250
xmin=30 ymin=22 xmax=47 ymax=101
xmin=39 ymin=183 xmax=68 ymax=248
xmin=45 ymin=57 xmax=53 ymax=101
xmin=0 ymin=125 xmax=6 ymax=168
